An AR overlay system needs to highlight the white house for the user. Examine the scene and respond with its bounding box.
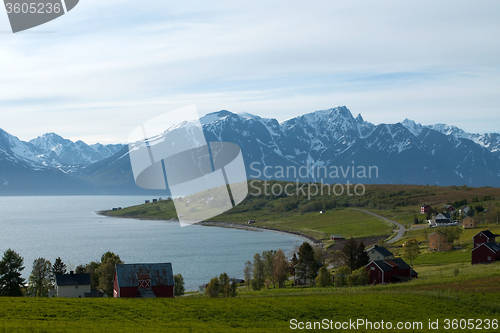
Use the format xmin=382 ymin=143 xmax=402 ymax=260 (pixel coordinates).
xmin=55 ymin=272 xmax=91 ymax=298
xmin=365 ymin=245 xmax=394 ymax=261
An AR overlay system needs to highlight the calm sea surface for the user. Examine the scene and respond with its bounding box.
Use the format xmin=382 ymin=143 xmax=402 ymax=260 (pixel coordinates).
xmin=0 ymin=196 xmax=304 ymax=291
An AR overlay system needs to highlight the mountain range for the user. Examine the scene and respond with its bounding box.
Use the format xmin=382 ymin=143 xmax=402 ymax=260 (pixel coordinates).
xmin=1 ymin=106 xmax=499 ymax=195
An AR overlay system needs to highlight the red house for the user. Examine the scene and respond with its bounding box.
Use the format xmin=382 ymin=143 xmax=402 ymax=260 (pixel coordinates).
xmin=420 ymin=204 xmax=431 ymax=214
xmin=331 ymin=235 xmax=344 ymax=241
xmin=113 ymin=263 xmax=174 ymax=298
xmin=473 ymin=230 xmax=498 ymax=249
xmin=366 ymin=258 xmax=417 ymax=285
xmin=442 ymin=205 xmax=456 ymax=214
xmin=471 ymin=242 xmax=500 ymax=265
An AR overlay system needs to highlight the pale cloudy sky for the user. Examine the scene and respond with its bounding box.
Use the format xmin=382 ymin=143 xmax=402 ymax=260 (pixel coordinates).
xmin=0 ymin=0 xmax=499 ymax=144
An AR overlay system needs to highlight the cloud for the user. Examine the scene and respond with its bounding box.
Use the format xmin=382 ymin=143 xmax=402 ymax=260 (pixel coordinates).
xmin=0 ymin=0 xmax=499 ymax=143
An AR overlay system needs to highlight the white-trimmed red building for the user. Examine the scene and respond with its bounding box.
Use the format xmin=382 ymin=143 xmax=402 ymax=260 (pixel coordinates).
xmin=113 ymin=263 xmax=174 ymax=298
xmin=366 ymin=258 xmax=417 ymax=285
xmin=473 ymin=230 xmax=498 ymax=249
xmin=472 ymin=242 xmax=500 ymax=265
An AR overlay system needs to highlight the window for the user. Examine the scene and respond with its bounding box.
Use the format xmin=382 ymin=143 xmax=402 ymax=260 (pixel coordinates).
xmin=488 ymin=257 xmax=491 ymax=261
xmin=370 ymin=267 xmax=375 ymax=271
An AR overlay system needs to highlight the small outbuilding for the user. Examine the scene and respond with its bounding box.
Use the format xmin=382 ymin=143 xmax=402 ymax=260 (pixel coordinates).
xmin=331 ymin=235 xmax=344 ymax=241
xmin=54 ymin=272 xmax=91 ymax=298
xmin=113 ymin=263 xmax=174 ymax=298
xmin=420 ymin=204 xmax=431 ymax=214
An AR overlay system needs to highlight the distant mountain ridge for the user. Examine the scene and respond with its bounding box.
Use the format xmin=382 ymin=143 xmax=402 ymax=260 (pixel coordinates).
xmin=1 ymin=106 xmax=499 ymax=195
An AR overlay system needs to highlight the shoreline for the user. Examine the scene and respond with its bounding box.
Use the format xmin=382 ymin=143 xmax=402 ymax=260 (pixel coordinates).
xmin=97 ymin=210 xmax=322 ymax=248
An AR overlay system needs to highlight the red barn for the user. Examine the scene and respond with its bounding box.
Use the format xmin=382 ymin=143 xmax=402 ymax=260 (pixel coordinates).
xmin=472 ymin=242 xmax=500 ymax=265
xmin=113 ymin=263 xmax=174 ymax=298
xmin=366 ymin=258 xmax=417 ymax=285
xmin=420 ymin=204 xmax=431 ymax=214
xmin=473 ymin=230 xmax=498 ymax=249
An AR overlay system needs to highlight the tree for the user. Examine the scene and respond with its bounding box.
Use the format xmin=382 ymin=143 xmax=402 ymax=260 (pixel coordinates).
xmin=219 ymin=273 xmax=230 ymax=298
xmin=403 ymin=240 xmax=421 ymax=266
xmin=340 ymin=238 xmax=368 ymax=273
xmin=29 ymin=258 xmax=52 ymax=297
xmin=174 ymin=274 xmax=185 ymax=297
xmin=230 ymin=279 xmax=237 ymax=297
xmin=0 ymin=249 xmax=25 ymax=297
xmin=52 ymin=257 xmax=67 ymax=279
xmin=96 ymin=252 xmax=123 ymax=297
xmin=439 ymin=226 xmax=463 ymax=246
xmin=289 ymin=253 xmax=298 ymax=286
xmin=355 ymin=241 xmax=370 ymax=269
xmin=296 ymin=242 xmax=319 ymax=284
xmin=316 ymin=266 xmax=332 ymax=287
xmin=76 ymin=261 xmax=100 ymax=289
xmin=272 ymin=249 xmax=289 ymax=288
xmin=347 ymin=267 xmax=370 ymax=286
xmin=252 ymin=253 xmax=265 ymax=291
xmin=333 ymin=265 xmax=351 ymax=287
xmin=243 ymin=261 xmax=252 ymax=289
xmin=205 ymin=276 xmax=220 ymax=298
xmin=262 ymin=250 xmax=276 ymax=288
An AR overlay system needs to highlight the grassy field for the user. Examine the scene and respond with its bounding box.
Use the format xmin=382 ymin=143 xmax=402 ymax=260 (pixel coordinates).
xmin=1 ymin=265 xmax=500 ymax=333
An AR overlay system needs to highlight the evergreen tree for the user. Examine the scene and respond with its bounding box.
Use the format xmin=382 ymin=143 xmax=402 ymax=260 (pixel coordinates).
xmin=52 ymin=257 xmax=67 ymax=278
xmin=0 ymin=249 xmax=25 ymax=297
xmin=355 ymin=241 xmax=370 ymax=269
xmin=173 ymin=274 xmax=185 ymax=296
xmin=296 ymin=242 xmax=319 ymax=284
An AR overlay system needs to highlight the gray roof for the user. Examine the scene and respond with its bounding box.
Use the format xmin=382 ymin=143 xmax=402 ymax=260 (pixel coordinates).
xmin=367 ymin=246 xmax=393 ymax=257
xmin=482 ymin=242 xmax=500 ymax=253
xmin=55 ymin=273 xmax=91 ymax=286
xmin=115 ymin=263 xmax=174 ymax=288
xmin=369 ymin=258 xmax=411 ymax=272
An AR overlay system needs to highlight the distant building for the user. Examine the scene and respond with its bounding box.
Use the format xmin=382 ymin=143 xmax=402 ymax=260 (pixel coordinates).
xmin=432 ymin=213 xmax=452 ymax=226
xmin=152 ymin=199 xmax=158 ymax=203
xmin=420 ymin=204 xmax=431 ymax=214
xmin=331 ymin=235 xmax=344 ymax=241
xmin=247 ymin=220 xmax=256 ymax=224
xmin=365 ymin=245 xmax=394 ymax=261
xmin=113 ymin=263 xmax=174 ymax=298
xmin=463 ymin=216 xmax=475 ymax=229
xmin=473 ymin=230 xmax=498 ymax=249
xmin=428 ymin=232 xmax=452 ymax=251
xmin=443 ymin=205 xmax=456 ymax=214
xmin=55 ymin=272 xmax=91 ymax=298
xmin=366 ymin=258 xmax=417 ymax=284
xmin=460 ymin=206 xmax=470 ymax=216
xmin=145 ymin=200 xmax=150 ymax=204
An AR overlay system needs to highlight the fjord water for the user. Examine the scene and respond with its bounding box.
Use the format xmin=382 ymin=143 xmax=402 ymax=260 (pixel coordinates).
xmin=0 ymin=196 xmax=304 ymax=291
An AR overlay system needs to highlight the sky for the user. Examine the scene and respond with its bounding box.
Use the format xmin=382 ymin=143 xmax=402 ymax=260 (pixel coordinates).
xmin=0 ymin=0 xmax=499 ymax=144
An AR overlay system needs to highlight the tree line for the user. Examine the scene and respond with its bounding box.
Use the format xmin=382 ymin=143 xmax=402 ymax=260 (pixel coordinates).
xmin=0 ymin=249 xmax=185 ymax=297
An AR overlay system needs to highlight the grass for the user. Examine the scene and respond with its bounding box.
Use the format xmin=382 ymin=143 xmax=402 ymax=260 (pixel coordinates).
xmin=2 ymin=268 xmax=500 ymax=332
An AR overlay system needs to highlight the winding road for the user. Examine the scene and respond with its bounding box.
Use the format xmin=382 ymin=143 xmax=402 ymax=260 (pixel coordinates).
xmin=351 ymin=208 xmax=406 ymax=243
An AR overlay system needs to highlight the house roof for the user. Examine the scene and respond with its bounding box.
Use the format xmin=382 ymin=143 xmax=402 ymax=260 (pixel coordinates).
xmin=55 ymin=273 xmax=91 ymax=286
xmin=366 ymin=245 xmax=393 ymax=257
xmin=421 ymin=204 xmax=430 ymax=207
xmin=476 ymin=230 xmax=498 ymax=239
xmin=368 ymin=258 xmax=411 ymax=272
xmin=443 ymin=205 xmax=455 ymax=210
xmin=482 ymin=242 xmax=500 ymax=253
xmin=115 ymin=263 xmax=174 ymax=288
xmin=436 ymin=213 xmax=451 ymax=219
